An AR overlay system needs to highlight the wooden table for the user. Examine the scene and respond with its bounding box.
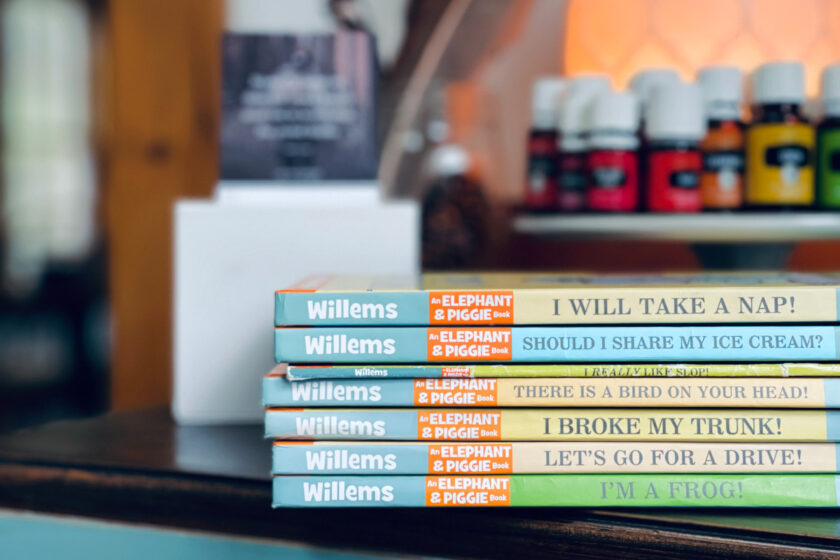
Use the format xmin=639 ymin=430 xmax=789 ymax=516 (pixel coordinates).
xmin=2 ymin=409 xmax=840 ymax=559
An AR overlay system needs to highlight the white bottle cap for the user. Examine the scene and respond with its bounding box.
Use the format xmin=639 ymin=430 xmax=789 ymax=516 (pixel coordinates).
xmin=645 ymin=81 xmax=706 ymax=141
xmin=559 ymin=95 xmax=595 ymax=150
xmin=586 ymin=91 xmax=640 ymax=150
xmin=697 ymin=65 xmax=742 ymax=120
xmin=751 ymin=61 xmax=805 ymax=105
xmin=565 ymin=74 xmax=611 ymax=99
xmin=587 ymin=90 xmax=640 ymax=132
xmin=629 ymin=68 xmax=680 ymax=109
xmin=427 ymin=144 xmax=469 ymax=176
xmin=558 ymin=76 xmax=611 ymax=148
xmin=821 ymin=63 xmax=840 ymax=116
xmin=531 ymin=77 xmax=566 ymax=129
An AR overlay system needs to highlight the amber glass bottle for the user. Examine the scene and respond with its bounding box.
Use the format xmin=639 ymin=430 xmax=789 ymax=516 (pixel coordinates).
xmin=698 ymin=66 xmax=745 ymax=210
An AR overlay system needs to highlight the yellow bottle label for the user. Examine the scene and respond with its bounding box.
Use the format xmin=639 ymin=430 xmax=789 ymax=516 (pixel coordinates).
xmin=746 ymin=122 xmax=814 ymax=204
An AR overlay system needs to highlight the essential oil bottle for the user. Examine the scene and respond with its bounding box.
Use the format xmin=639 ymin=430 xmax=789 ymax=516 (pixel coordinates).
xmin=585 ymin=91 xmax=640 ymax=212
xmin=525 ymin=77 xmax=565 ymax=211
xmin=644 ymin=82 xmax=705 ymax=212
xmin=556 ymin=75 xmax=610 ymax=212
xmin=745 ymin=61 xmax=814 ymax=209
xmin=697 ymin=66 xmax=745 ymax=210
xmin=629 ymin=68 xmax=680 ymax=206
xmin=629 ymin=68 xmax=681 ymax=119
xmin=817 ymin=63 xmax=840 ymax=209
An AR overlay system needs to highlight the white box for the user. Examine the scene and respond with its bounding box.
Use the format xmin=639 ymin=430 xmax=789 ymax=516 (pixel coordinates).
xmin=173 ymin=193 xmax=419 ymax=424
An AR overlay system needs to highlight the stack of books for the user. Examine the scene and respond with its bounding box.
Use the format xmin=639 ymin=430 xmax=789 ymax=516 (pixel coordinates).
xmin=265 ymin=273 xmax=840 ymax=507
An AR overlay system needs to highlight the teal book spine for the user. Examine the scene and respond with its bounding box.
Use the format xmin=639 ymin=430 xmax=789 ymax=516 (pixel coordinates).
xmin=274 ymin=277 xmax=840 ymax=326
xmin=263 ymin=408 xmax=840 ymax=441
xmin=276 ymin=292 xmax=429 ymax=326
xmin=272 ymin=474 xmax=840 ymax=507
xmin=262 ymin=376 xmax=840 ymax=408
xmin=284 ymin=363 xmax=840 ymax=380
xmin=271 ymin=441 xmax=840 ymax=475
xmin=274 ymin=325 xmax=840 ymax=363
xmin=286 ymin=364 xmax=453 ymax=380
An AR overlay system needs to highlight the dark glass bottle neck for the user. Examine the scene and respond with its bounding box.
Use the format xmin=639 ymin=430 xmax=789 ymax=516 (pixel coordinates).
xmin=707 ymin=118 xmax=744 ymax=131
xmin=818 ymin=116 xmax=840 ymax=128
xmin=646 ymin=139 xmax=700 ymax=151
xmin=751 ymin=103 xmax=807 ymax=124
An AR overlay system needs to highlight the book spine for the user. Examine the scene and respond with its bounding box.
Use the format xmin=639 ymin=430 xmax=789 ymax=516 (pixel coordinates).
xmin=287 ymin=365 xmax=454 ymax=380
xmin=264 ymin=408 xmax=840 ymax=441
xmin=516 ymin=286 xmax=839 ymax=324
xmin=286 ymin=363 xmax=840 ymax=380
xmin=263 ymin=377 xmax=840 ymax=408
xmin=275 ymin=286 xmax=840 ymax=326
xmin=272 ymin=474 xmax=840 ymax=507
xmin=272 ymin=442 xmax=840 ymax=475
xmin=274 ymin=326 xmax=840 ymax=363
xmin=275 ymin=292 xmax=431 ymax=326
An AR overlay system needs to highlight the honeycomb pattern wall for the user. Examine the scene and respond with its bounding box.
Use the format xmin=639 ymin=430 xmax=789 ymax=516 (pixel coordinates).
xmin=564 ymin=0 xmax=840 ymax=95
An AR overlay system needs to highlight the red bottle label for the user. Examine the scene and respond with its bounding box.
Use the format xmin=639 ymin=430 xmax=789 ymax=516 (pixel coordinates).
xmin=647 ymin=150 xmax=702 ymax=212
xmin=586 ymin=150 xmax=638 ymax=211
xmin=525 ymin=133 xmax=559 ymax=210
xmin=557 ymin=152 xmax=587 ymax=212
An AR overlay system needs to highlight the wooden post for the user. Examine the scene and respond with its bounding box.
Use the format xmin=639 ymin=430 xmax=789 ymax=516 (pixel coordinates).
xmin=105 ymin=0 xmax=222 ymax=410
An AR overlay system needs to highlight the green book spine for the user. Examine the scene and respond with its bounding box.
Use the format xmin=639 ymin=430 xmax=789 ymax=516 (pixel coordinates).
xmin=285 ymin=363 xmax=840 ymax=380
xmin=272 ymin=474 xmax=840 ymax=507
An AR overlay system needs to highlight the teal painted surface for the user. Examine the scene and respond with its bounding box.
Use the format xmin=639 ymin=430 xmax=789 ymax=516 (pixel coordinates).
xmin=0 ymin=510 xmax=387 ymax=559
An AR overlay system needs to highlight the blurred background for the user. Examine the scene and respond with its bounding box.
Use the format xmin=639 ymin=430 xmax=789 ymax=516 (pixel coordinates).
xmin=2 ymin=0 xmax=840 ymax=432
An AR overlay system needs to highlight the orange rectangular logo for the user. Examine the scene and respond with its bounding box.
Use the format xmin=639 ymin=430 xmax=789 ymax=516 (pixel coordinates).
xmin=413 ymin=378 xmax=497 ymax=406
xmin=424 ymin=476 xmax=511 ymax=506
xmin=417 ymin=410 xmax=502 ymax=440
xmin=428 ymin=291 xmax=514 ymax=324
xmin=440 ymin=366 xmax=473 ymax=377
xmin=426 ymin=328 xmax=513 ymax=362
xmin=428 ymin=444 xmax=513 ymax=474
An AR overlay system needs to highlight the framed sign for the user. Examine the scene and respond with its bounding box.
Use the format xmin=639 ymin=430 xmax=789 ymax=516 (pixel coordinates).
xmin=220 ymin=31 xmax=378 ymax=182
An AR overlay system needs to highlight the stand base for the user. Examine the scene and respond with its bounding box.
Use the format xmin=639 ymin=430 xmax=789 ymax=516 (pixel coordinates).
xmin=691 ymin=243 xmax=794 ymax=269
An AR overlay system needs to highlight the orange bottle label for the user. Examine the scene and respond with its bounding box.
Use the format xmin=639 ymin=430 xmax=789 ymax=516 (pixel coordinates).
xmin=700 ymin=123 xmax=744 ymax=208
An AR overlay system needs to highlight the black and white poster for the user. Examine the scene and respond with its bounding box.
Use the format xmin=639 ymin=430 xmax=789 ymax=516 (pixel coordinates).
xmin=220 ymin=32 xmax=378 ymax=181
